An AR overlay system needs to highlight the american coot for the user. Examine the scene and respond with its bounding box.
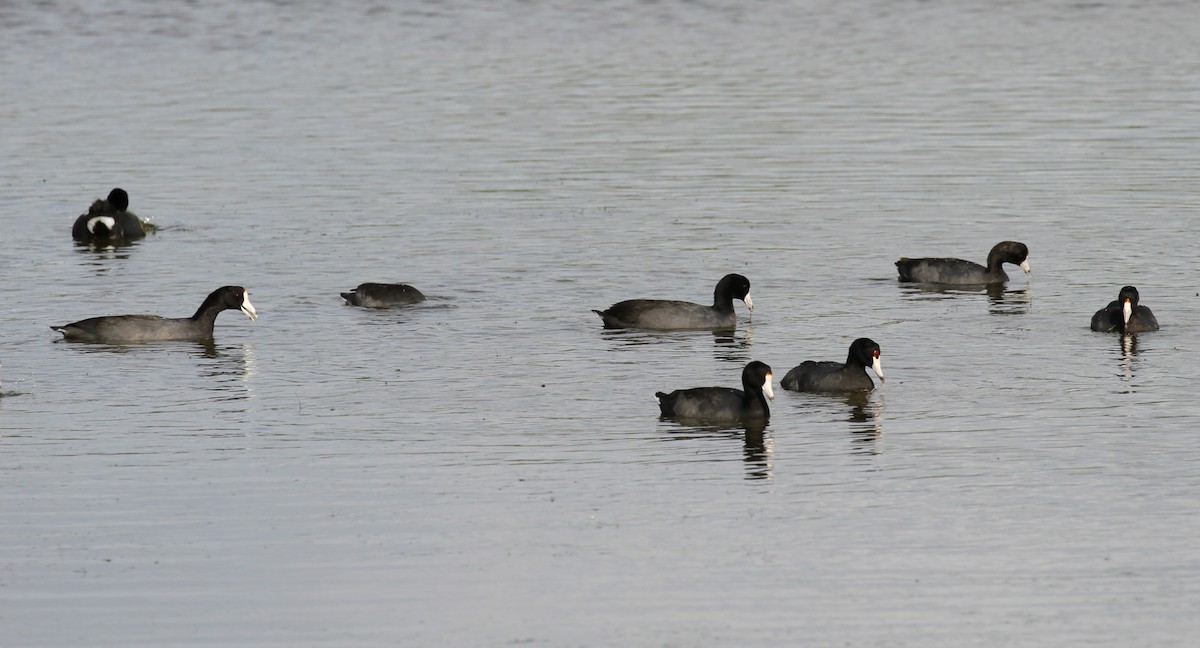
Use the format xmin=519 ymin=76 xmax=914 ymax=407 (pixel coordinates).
xmin=1090 ymin=285 xmax=1159 ymax=333
xmin=341 ymin=283 xmax=427 ymax=308
xmin=896 ymin=241 xmax=1030 ymax=284
xmin=594 ymin=273 xmax=752 ymax=330
xmin=51 ymin=286 xmax=257 ymax=343
xmin=781 ymin=338 xmax=884 ymax=393
xmin=72 ymin=188 xmax=146 ymax=243
xmin=656 ymin=360 xmax=774 ymax=422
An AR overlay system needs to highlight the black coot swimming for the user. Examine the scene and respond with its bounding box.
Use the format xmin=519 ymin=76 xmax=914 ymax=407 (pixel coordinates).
xmin=340 ymin=283 xmax=426 ymax=308
xmin=896 ymin=241 xmax=1029 ymax=284
xmin=594 ymin=274 xmax=752 ymax=330
xmin=52 ymin=286 xmax=257 ymax=343
xmin=781 ymin=338 xmax=884 ymax=393
xmin=72 ymin=188 xmax=147 ymax=243
xmin=655 ymin=360 xmax=774 ymax=423
xmin=1090 ymin=285 xmax=1159 ymax=333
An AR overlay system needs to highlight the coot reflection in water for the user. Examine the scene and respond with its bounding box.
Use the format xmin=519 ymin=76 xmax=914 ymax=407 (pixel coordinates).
xmin=898 ymin=282 xmax=1032 ymax=315
xmin=56 ymin=338 xmax=221 ymax=358
xmin=72 ymin=243 xmax=138 ymax=269
xmin=987 ymin=286 xmax=1032 ymax=315
xmin=50 ymin=337 xmax=252 ymax=374
xmin=843 ymin=392 xmax=885 ymax=453
xmin=597 ymin=328 xmax=754 ymax=364
xmin=1116 ymin=333 xmax=1143 ymax=384
xmin=778 ymin=388 xmax=885 ymax=450
xmin=656 ymin=420 xmax=774 ymax=481
xmin=710 ymin=329 xmax=754 ymax=364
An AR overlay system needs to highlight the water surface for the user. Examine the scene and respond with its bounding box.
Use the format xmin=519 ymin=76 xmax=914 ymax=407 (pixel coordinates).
xmin=2 ymin=1 xmax=1200 ymax=645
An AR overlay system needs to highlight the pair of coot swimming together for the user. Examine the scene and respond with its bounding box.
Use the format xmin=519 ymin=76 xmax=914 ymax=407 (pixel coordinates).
xmin=651 ymin=339 xmax=885 ymax=425
xmin=50 ymin=281 xmax=427 ymax=343
xmin=50 ymin=280 xmax=429 ymax=344
xmin=896 ymin=240 xmax=1156 ymax=336
xmin=63 ymin=188 xmax=251 ymax=342
xmin=897 ymin=240 xmax=1156 ymax=333
xmin=591 ymin=241 xmax=1035 ymax=335
xmin=602 ymin=241 xmax=1154 ymax=424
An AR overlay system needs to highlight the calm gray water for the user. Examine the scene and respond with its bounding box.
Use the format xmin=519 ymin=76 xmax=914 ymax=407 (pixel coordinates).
xmin=3 ymin=0 xmax=1200 ymax=645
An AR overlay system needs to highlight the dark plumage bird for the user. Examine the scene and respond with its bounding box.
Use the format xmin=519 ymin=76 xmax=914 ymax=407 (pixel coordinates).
xmin=72 ymin=188 xmax=146 ymax=243
xmin=896 ymin=241 xmax=1030 ymax=284
xmin=781 ymin=338 xmax=884 ymax=393
xmin=593 ymin=273 xmax=752 ymax=330
xmin=1090 ymin=285 xmax=1159 ymax=333
xmin=51 ymin=286 xmax=257 ymax=343
xmin=655 ymin=360 xmax=774 ymax=423
xmin=340 ymin=283 xmax=427 ymax=308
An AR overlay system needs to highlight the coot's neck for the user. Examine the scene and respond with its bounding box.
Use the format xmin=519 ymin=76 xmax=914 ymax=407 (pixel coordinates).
xmin=190 ymin=294 xmax=228 ymax=332
xmin=984 ymin=256 xmax=1011 ymax=282
xmin=986 ymin=249 xmax=1014 ymax=273
xmin=845 ymin=348 xmax=864 ymax=368
xmin=740 ymin=378 xmax=770 ymax=418
xmin=712 ymin=285 xmax=735 ymax=312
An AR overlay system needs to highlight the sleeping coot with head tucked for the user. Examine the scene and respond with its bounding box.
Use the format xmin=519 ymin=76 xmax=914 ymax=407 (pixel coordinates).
xmin=655 ymin=360 xmax=774 ymax=423
xmin=594 ymin=273 xmax=752 ymax=330
xmin=896 ymin=241 xmax=1029 ymax=285
xmin=1090 ymin=285 xmax=1159 ymax=334
xmin=72 ymin=188 xmax=147 ymax=243
xmin=51 ymin=286 xmax=257 ymax=343
xmin=781 ymin=338 xmax=884 ymax=393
